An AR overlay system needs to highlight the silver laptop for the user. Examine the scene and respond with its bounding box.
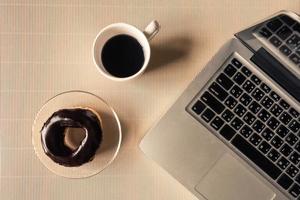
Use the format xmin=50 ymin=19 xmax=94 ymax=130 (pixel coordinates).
xmin=140 ymin=10 xmax=300 ymax=200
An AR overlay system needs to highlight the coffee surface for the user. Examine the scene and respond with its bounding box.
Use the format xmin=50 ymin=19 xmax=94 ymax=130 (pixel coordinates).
xmin=101 ymin=34 xmax=145 ymax=78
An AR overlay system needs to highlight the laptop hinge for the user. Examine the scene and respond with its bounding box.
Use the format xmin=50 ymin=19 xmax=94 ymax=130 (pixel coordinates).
xmin=250 ymin=48 xmax=300 ymax=102
xmin=235 ymin=33 xmax=256 ymax=54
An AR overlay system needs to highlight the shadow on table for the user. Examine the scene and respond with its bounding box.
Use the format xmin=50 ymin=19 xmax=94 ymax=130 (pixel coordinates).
xmin=147 ymin=36 xmax=193 ymax=72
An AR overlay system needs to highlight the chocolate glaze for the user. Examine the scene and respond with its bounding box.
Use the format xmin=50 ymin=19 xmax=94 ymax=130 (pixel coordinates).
xmin=40 ymin=108 xmax=102 ymax=167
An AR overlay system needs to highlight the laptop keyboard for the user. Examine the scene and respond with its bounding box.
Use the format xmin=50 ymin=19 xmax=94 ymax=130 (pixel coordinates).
xmin=257 ymin=14 xmax=300 ymax=67
xmin=187 ymin=56 xmax=300 ymax=199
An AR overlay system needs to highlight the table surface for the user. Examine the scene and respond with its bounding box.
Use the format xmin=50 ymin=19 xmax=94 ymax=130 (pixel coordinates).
xmin=1 ymin=0 xmax=299 ymax=199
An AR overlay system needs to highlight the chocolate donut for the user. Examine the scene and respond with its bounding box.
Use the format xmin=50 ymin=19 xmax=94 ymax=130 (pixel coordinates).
xmin=40 ymin=108 xmax=102 ymax=167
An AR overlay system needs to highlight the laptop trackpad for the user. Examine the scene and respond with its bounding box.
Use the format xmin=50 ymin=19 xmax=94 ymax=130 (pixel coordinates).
xmin=195 ymin=154 xmax=276 ymax=200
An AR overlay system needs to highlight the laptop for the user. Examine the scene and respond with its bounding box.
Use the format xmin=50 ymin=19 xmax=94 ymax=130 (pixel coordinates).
xmin=140 ymin=10 xmax=300 ymax=200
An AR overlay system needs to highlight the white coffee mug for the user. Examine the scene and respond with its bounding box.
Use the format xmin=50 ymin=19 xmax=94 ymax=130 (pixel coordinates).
xmin=93 ymin=20 xmax=160 ymax=81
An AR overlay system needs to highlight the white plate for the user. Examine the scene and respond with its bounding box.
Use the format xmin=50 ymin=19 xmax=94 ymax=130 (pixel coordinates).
xmin=32 ymin=91 xmax=122 ymax=178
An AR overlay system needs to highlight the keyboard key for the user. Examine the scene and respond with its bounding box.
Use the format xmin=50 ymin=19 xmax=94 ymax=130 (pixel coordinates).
xmin=268 ymin=149 xmax=280 ymax=162
xmin=258 ymin=109 xmax=271 ymax=122
xmin=241 ymin=66 xmax=252 ymax=77
xmin=294 ymin=23 xmax=300 ymax=34
xmin=296 ymin=174 xmax=300 ymax=184
xmin=224 ymin=64 xmax=237 ymax=77
xmin=250 ymin=75 xmax=261 ymax=85
xmin=240 ymin=125 xmax=254 ymax=138
xmin=290 ymin=53 xmax=300 ymax=64
xmin=231 ymin=117 xmax=244 ymax=130
xmin=276 ymin=125 xmax=289 ymax=138
xmin=289 ymin=120 xmax=300 ymax=133
xmin=286 ymin=164 xmax=299 ymax=178
xmin=249 ymin=101 xmax=262 ymax=114
xmin=279 ymin=45 xmax=292 ymax=56
xmin=277 ymin=157 xmax=290 ymax=170
xmin=240 ymin=93 xmax=252 ymax=106
xmin=280 ymin=144 xmax=293 ymax=157
xmin=289 ymin=183 xmax=300 ymax=198
xmin=192 ymin=100 xmax=206 ymax=115
xmin=271 ymin=136 xmax=284 ymax=149
xmin=219 ymin=124 xmax=236 ymax=140
xmin=201 ymin=108 xmax=215 ymax=122
xmin=267 ymin=117 xmax=280 ymax=130
xmin=276 ymin=25 xmax=292 ymax=40
xmin=221 ymin=109 xmax=234 ymax=122
xmin=277 ymin=173 xmax=293 ymax=189
xmin=216 ymin=73 xmax=234 ymax=90
xmin=286 ymin=133 xmax=298 ymax=146
xmin=250 ymin=133 xmax=262 ymax=146
xmin=232 ymin=134 xmax=282 ymax=180
xmin=251 ymin=88 xmax=265 ymax=101
xmin=296 ymin=143 xmax=300 ymax=153
xmin=231 ymin=58 xmax=242 ymax=68
xmin=260 ymin=83 xmax=271 ymax=93
xmin=270 ymin=104 xmax=283 ymax=117
xmin=280 ymin=15 xmax=296 ymax=26
xmin=262 ymin=128 xmax=275 ymax=141
xmin=201 ymin=92 xmax=225 ymax=114
xmin=279 ymin=112 xmax=292 ymax=125
xmin=261 ymin=96 xmax=274 ymax=109
xmin=233 ymin=72 xmax=246 ymax=85
xmin=279 ymin=99 xmax=290 ymax=109
xmin=269 ymin=91 xmax=280 ymax=102
xmin=243 ymin=112 xmax=256 ymax=125
xmin=209 ymin=82 xmax=229 ymax=101
xmin=252 ymin=120 xmax=265 ymax=133
xmin=230 ymin=85 xmax=243 ymax=98
xmin=242 ymin=80 xmax=255 ymax=93
xmin=289 ymin=108 xmax=299 ymax=118
xmin=296 ymin=47 xmax=300 ymax=56
xmin=269 ymin=36 xmax=282 ymax=47
xmin=289 ymin=151 xmax=300 ymax=165
xmin=225 ymin=96 xmax=237 ymax=109
xmin=234 ymin=104 xmax=247 ymax=117
xmin=259 ymin=27 xmax=272 ymax=38
xmin=286 ymin=34 xmax=300 ymax=50
xmin=258 ymin=141 xmax=271 ymax=154
xmin=211 ymin=117 xmax=225 ymax=131
xmin=266 ymin=18 xmax=282 ymax=32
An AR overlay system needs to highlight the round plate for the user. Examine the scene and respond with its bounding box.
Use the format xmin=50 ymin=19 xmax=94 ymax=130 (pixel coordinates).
xmin=32 ymin=91 xmax=122 ymax=178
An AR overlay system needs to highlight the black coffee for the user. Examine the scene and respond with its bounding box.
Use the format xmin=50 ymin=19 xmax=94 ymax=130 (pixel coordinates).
xmin=101 ymin=34 xmax=145 ymax=78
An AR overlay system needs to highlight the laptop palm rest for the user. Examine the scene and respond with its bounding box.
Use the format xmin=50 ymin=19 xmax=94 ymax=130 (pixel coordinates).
xmin=195 ymin=153 xmax=276 ymax=200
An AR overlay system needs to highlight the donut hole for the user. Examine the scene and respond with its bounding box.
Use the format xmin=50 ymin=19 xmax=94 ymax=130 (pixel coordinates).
xmin=64 ymin=127 xmax=87 ymax=152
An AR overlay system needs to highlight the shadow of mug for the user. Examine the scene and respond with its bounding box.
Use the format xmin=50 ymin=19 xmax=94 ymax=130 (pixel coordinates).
xmin=147 ymin=36 xmax=193 ymax=72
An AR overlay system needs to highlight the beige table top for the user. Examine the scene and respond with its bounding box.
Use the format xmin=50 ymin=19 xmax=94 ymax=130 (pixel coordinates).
xmin=1 ymin=0 xmax=299 ymax=199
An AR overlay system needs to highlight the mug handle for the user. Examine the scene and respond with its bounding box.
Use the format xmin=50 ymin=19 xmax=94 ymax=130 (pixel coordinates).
xmin=143 ymin=20 xmax=160 ymax=41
